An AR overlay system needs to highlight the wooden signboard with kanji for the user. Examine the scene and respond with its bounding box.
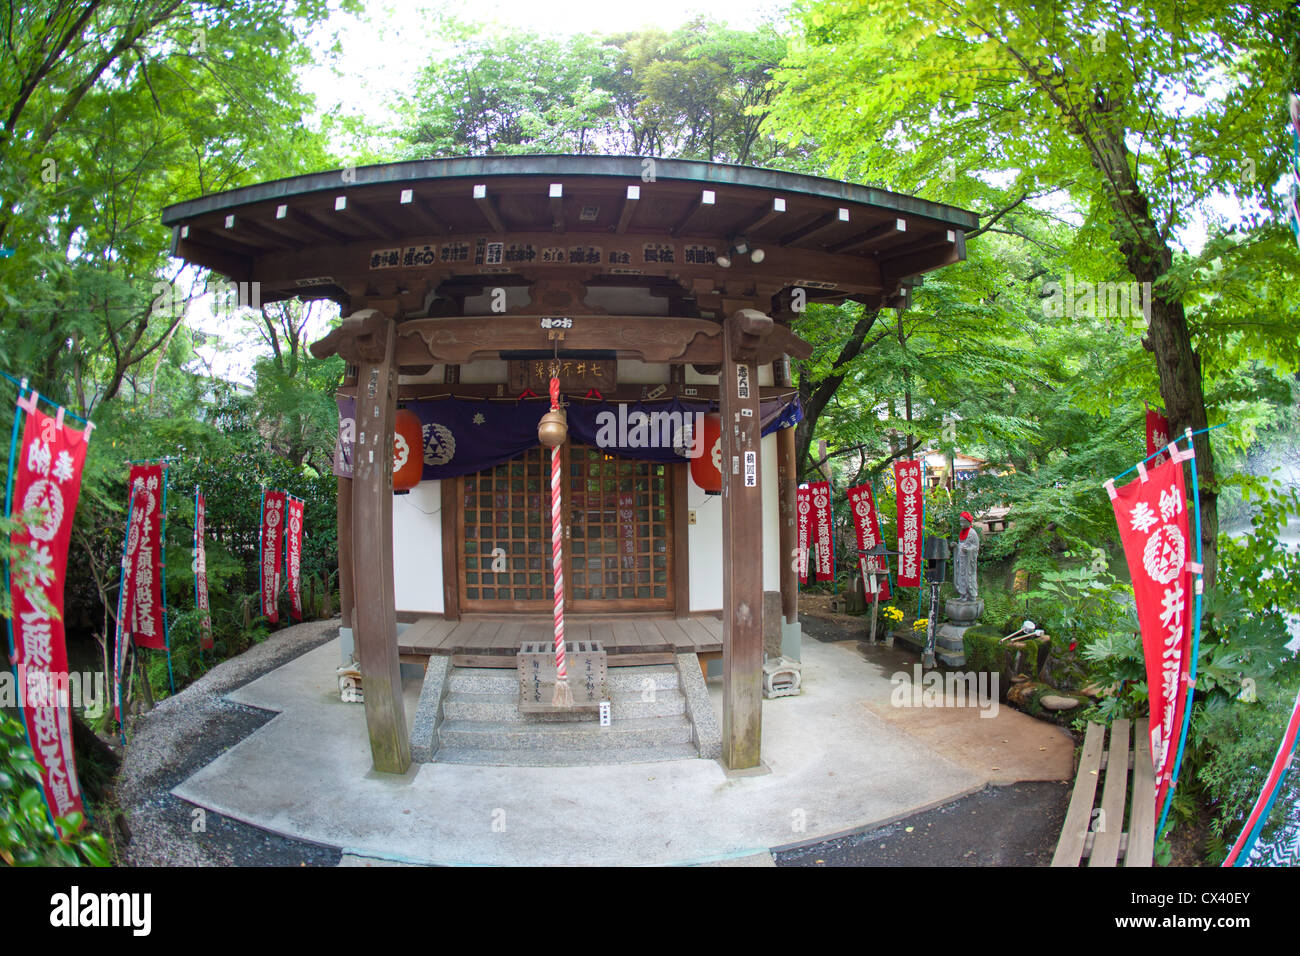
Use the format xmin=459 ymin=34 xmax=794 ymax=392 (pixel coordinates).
xmin=508 ymin=358 xmax=615 ymax=394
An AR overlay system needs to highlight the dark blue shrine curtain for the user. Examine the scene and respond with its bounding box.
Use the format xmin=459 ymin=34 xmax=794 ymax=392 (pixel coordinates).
xmin=333 ymin=394 xmax=802 ymax=480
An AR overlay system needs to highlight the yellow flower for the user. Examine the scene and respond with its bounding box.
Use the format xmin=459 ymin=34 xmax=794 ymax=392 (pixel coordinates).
xmin=912 ymin=618 xmax=929 ymax=631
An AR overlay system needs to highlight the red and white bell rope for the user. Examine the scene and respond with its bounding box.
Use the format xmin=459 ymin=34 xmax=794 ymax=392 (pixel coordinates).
xmin=549 ymin=376 xmax=573 ymax=706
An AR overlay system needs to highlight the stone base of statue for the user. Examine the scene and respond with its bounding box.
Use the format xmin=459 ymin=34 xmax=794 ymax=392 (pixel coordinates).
xmin=933 ymin=597 xmax=984 ymax=666
xmin=945 ymin=597 xmax=984 ymax=624
xmin=934 ymin=624 xmax=969 ymax=667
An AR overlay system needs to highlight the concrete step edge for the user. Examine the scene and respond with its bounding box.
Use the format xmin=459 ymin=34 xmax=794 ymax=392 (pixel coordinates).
xmin=433 ymin=743 xmax=702 ymax=767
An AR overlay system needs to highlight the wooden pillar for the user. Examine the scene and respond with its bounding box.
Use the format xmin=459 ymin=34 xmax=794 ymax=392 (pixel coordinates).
xmin=337 ymin=476 xmax=354 ymax=634
xmin=774 ymin=358 xmax=799 ymax=625
xmin=720 ymin=310 xmax=770 ymax=770
xmin=348 ymin=310 xmax=410 ymax=774
xmin=338 ymin=367 xmax=357 ymax=638
xmin=440 ymin=476 xmax=460 ymax=621
xmin=672 ymin=461 xmax=690 ymax=619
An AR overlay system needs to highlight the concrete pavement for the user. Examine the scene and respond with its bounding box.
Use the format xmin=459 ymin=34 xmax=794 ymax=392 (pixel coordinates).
xmin=168 ymin=628 xmax=1074 ymax=866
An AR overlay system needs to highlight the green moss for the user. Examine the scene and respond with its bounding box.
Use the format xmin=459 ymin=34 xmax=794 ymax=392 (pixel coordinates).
xmin=962 ymin=626 xmax=1004 ymax=674
xmin=964 ymin=625 xmax=1049 ymax=683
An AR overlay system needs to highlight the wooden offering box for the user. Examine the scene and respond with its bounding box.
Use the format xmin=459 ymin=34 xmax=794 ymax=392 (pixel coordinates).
xmin=518 ymin=641 xmax=608 ymax=714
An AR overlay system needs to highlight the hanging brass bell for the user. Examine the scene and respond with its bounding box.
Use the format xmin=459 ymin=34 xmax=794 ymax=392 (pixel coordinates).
xmin=538 ymin=407 xmax=568 ymax=447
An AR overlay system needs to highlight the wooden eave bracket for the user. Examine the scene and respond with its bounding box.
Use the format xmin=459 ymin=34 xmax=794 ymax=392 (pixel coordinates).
xmin=726 ymin=309 xmax=813 ymax=365
xmin=310 ymin=308 xmax=393 ymax=363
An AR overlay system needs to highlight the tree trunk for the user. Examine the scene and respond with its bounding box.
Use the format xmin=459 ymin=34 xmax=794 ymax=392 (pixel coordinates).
xmin=1080 ymin=123 xmax=1220 ymax=585
xmin=1142 ymin=296 xmax=1219 ymax=587
xmin=793 ymin=308 xmax=887 ymax=476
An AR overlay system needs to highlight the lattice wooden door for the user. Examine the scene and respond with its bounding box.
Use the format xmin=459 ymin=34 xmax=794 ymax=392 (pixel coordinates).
xmin=458 ymin=444 xmax=673 ymax=613
xmin=566 ymin=446 xmax=673 ymax=612
xmin=459 ymin=445 xmax=553 ymax=611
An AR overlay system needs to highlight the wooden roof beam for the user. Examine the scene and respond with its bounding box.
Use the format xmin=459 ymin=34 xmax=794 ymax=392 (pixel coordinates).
xmin=331 ymin=195 xmax=389 ymax=238
xmin=613 ymin=184 xmax=640 ymax=234
xmin=256 ymin=205 xmax=323 ymax=246
xmin=399 ymin=188 xmax=449 ymax=233
xmin=283 ymin=206 xmax=350 ymax=243
xmin=827 ymin=217 xmax=906 ymax=254
xmin=779 ymin=207 xmax=850 ymax=247
xmin=473 ymin=183 xmax=506 ymax=234
xmin=223 ymin=213 xmax=304 ymax=251
xmin=881 ymin=228 xmax=959 ymax=263
xmin=670 ymin=188 xmax=717 ymax=237
xmin=175 ymin=234 xmax=253 ymax=282
xmin=208 ymin=216 xmax=263 ymax=255
xmin=880 ymin=230 xmax=965 ymax=284
xmin=549 ymin=183 xmax=565 ymax=232
xmin=734 ymin=196 xmax=787 ymax=237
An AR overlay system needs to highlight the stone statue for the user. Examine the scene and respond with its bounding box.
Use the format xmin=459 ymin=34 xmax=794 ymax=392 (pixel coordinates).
xmin=938 ymin=511 xmax=984 ymax=664
xmin=953 ymin=511 xmax=980 ymax=602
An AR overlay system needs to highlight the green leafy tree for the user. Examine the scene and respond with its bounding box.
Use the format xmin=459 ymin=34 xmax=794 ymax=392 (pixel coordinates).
xmin=767 ymin=0 xmax=1300 ymax=585
xmin=396 ymin=17 xmax=791 ymax=164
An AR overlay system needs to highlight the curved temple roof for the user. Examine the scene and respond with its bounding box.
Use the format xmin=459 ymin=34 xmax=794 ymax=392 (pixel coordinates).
xmin=161 ymin=155 xmax=977 ymax=316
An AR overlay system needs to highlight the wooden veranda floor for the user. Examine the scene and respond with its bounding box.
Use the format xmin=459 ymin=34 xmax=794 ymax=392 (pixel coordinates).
xmin=398 ymin=614 xmax=723 ymax=668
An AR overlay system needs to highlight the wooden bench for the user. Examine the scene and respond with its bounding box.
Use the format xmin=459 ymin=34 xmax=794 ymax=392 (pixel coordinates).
xmin=1051 ymin=718 xmax=1156 ymax=867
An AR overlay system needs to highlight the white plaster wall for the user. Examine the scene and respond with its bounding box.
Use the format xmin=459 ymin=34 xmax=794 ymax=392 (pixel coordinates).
xmin=687 ymin=431 xmax=781 ymax=612
xmin=684 ymin=366 xmax=720 ymax=386
xmin=687 ymin=475 xmax=723 ymax=612
xmin=462 ymin=286 xmax=531 ymax=314
xmin=459 ymin=360 xmax=508 ymax=384
xmin=683 ymin=364 xmax=775 ymax=386
xmin=761 ymin=431 xmax=780 ymax=592
xmin=400 ymin=364 xmax=446 ymax=385
xmin=393 ymin=481 xmax=443 ymax=614
xmin=615 ymin=359 xmax=670 ymax=384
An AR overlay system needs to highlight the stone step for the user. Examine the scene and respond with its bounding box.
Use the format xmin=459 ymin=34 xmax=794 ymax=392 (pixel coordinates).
xmin=447 ymin=665 xmax=680 ymax=696
xmin=433 ymin=744 xmax=701 ymax=767
xmin=438 ymin=715 xmax=695 ymax=752
xmin=443 ymin=691 xmax=686 ymax=723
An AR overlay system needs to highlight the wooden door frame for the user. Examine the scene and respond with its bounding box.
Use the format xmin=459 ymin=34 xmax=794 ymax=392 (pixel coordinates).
xmin=446 ymin=444 xmax=685 ymax=616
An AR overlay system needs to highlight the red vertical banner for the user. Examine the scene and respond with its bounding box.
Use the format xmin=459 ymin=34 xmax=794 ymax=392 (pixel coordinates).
xmin=847 ymin=483 xmax=891 ymax=603
xmin=1146 ymin=408 xmax=1170 ymax=468
xmin=894 ymin=459 xmax=924 ymax=588
xmin=260 ymin=490 xmax=285 ymax=623
xmin=285 ymin=495 xmax=305 ymax=621
xmin=193 ymin=489 xmax=213 ymax=649
xmin=113 ymin=491 xmax=136 ymax=724
xmin=796 ymin=485 xmax=811 ymax=584
xmin=1109 ymin=453 xmax=1195 ymax=813
xmin=811 ymin=481 xmax=834 ymax=582
xmin=6 ymin=396 xmax=90 ymax=831
xmin=124 ymin=464 xmax=166 ymax=649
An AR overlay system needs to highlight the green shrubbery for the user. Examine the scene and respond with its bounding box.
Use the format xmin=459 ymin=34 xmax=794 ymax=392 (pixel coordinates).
xmin=1187 ymin=660 xmax=1300 ymax=863
xmin=0 ymin=715 xmax=110 ymax=866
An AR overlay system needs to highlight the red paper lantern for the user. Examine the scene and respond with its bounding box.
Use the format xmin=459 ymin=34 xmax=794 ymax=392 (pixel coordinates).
xmin=690 ymin=413 xmax=723 ymax=493
xmin=393 ymin=407 xmax=424 ymax=492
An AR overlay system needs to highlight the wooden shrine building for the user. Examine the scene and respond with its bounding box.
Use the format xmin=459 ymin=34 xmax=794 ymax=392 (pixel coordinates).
xmin=161 ymin=156 xmax=977 ymax=773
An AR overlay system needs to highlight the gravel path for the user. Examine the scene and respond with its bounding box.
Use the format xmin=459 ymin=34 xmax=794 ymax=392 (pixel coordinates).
xmin=115 ymin=619 xmax=345 ymax=866
xmin=774 ymin=781 xmax=1071 ymax=866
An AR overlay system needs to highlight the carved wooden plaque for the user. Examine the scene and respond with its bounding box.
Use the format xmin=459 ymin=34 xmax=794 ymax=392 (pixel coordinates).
xmin=508 ymin=358 xmax=616 ymax=394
